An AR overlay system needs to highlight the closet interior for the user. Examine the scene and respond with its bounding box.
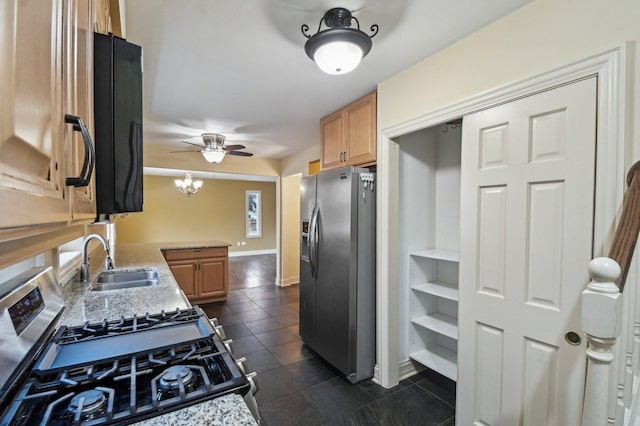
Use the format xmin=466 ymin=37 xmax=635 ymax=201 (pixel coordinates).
xmin=397 ymin=119 xmax=462 ymax=381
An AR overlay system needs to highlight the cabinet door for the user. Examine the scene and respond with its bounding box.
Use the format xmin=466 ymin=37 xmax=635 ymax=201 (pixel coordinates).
xmin=168 ymin=260 xmax=197 ymax=299
xmin=345 ymin=92 xmax=376 ymax=166
xmin=0 ymin=0 xmax=69 ymax=230
xmin=92 ymin=0 xmax=111 ymax=34
xmin=199 ymin=258 xmax=227 ymax=298
xmin=63 ymin=0 xmax=96 ymax=219
xmin=320 ymin=110 xmax=345 ymax=170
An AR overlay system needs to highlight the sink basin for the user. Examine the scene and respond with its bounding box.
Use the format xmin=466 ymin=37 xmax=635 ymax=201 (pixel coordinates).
xmin=90 ymin=268 xmax=159 ymax=291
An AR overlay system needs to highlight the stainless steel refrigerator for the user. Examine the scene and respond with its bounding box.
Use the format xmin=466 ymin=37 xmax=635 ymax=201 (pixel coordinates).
xmin=299 ymin=167 xmax=376 ymax=383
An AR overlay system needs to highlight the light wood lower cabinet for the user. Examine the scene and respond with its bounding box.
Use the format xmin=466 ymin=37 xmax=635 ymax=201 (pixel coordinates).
xmin=163 ymin=247 xmax=228 ymax=303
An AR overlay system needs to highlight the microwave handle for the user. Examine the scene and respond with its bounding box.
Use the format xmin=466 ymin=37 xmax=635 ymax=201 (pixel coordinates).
xmin=64 ymin=114 xmax=95 ymax=187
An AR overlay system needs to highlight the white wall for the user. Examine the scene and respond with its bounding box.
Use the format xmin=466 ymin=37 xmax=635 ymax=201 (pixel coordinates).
xmin=378 ymin=0 xmax=640 ymax=167
xmin=280 ymin=145 xmax=320 ymax=178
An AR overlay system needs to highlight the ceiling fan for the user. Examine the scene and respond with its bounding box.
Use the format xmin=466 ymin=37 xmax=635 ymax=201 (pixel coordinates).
xmin=170 ymin=133 xmax=253 ymax=163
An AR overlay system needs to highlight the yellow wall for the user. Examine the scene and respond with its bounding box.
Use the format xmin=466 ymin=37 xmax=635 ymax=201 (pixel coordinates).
xmin=280 ymin=174 xmax=301 ymax=285
xmin=114 ymin=175 xmax=277 ymax=252
xmin=378 ymin=0 xmax=640 ymax=166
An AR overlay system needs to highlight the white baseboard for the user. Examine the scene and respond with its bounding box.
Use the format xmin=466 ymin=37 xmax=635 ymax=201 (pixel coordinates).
xmin=372 ymin=364 xmax=381 ymax=385
xmin=228 ymin=249 xmax=277 ymax=257
xmin=371 ymin=361 xmax=423 ymax=389
xmin=399 ymin=359 xmax=424 ymax=382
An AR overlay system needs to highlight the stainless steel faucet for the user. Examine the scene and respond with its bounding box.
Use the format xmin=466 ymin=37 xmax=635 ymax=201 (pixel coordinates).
xmin=80 ymin=233 xmax=114 ymax=282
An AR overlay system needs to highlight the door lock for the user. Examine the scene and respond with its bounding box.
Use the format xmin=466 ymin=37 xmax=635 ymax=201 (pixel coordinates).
xmin=564 ymin=331 xmax=582 ymax=346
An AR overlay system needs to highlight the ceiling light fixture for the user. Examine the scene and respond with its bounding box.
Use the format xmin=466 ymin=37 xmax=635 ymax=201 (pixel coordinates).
xmin=301 ymin=7 xmax=378 ymax=75
xmin=201 ymin=150 xmax=226 ymax=163
xmin=174 ymin=171 xmax=203 ymax=197
xmin=201 ymin=133 xmax=227 ymax=163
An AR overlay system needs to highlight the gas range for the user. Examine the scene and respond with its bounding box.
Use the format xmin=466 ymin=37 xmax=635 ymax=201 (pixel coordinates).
xmin=0 ymin=267 xmax=258 ymax=425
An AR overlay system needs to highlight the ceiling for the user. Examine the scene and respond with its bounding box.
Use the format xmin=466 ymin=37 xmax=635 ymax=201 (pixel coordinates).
xmin=124 ymin=0 xmax=531 ymax=162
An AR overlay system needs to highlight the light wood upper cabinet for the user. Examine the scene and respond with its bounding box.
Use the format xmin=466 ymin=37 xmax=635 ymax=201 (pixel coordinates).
xmin=0 ymin=0 xmax=69 ymax=230
xmin=64 ymin=0 xmax=97 ymax=220
xmin=92 ymin=0 xmax=112 ymax=35
xmin=320 ymin=111 xmax=344 ymax=170
xmin=321 ymin=91 xmax=377 ymax=170
xmin=0 ymin=0 xmax=97 ymax=239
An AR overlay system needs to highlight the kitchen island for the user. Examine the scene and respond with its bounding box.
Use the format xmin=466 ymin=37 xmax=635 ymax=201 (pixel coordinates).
xmin=59 ymin=241 xmax=257 ymax=426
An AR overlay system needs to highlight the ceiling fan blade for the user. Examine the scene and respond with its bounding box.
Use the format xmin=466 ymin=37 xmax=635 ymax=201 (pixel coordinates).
xmin=169 ymin=150 xmax=201 ymax=153
xmin=227 ymin=151 xmax=253 ymax=157
xmin=222 ymin=144 xmax=246 ymax=151
xmin=180 ymin=140 xmax=204 ymax=148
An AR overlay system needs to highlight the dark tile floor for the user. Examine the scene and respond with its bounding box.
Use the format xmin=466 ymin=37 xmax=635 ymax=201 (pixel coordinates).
xmin=201 ymin=254 xmax=456 ymax=426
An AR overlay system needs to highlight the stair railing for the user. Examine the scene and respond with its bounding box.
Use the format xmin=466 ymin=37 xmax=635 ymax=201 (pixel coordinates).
xmin=582 ymin=161 xmax=640 ymax=426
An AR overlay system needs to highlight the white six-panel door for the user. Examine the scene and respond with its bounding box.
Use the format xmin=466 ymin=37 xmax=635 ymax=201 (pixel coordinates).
xmin=457 ymin=77 xmax=597 ymax=425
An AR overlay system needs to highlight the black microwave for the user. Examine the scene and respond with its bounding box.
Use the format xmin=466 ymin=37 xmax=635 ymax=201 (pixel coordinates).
xmin=94 ymin=33 xmax=143 ymax=215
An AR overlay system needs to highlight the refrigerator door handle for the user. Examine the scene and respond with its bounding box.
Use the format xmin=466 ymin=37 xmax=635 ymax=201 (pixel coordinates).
xmin=309 ymin=203 xmax=319 ymax=278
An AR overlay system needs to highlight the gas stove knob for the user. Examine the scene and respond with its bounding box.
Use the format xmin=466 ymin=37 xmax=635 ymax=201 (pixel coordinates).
xmin=223 ymin=339 xmax=235 ymax=355
xmin=245 ymin=371 xmax=260 ymax=396
xmin=214 ymin=325 xmax=226 ymax=339
xmin=235 ymin=356 xmax=247 ymax=373
xmin=208 ymin=318 xmax=226 ymax=339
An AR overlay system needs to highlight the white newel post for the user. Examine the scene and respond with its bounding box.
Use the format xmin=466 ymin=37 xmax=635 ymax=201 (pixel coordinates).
xmin=582 ymin=257 xmax=624 ymax=426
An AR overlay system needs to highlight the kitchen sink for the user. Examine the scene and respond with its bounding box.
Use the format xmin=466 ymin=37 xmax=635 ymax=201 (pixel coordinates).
xmin=90 ymin=268 xmax=160 ymax=291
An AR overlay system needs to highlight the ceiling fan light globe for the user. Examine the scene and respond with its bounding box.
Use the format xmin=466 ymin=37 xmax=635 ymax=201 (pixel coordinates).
xmin=202 ymin=150 xmax=226 ymax=163
xmin=313 ymin=41 xmax=362 ymax=75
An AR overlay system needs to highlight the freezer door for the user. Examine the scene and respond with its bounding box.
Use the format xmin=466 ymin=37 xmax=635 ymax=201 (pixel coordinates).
xmin=299 ymin=175 xmax=316 ymax=347
xmin=314 ymin=168 xmax=356 ymax=374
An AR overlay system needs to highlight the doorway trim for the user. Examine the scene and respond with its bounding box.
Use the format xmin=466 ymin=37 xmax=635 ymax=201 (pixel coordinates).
xmin=375 ymin=45 xmax=628 ymax=388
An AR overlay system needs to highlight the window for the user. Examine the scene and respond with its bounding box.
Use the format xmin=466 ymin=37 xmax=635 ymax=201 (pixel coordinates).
xmin=246 ymin=190 xmax=261 ymax=238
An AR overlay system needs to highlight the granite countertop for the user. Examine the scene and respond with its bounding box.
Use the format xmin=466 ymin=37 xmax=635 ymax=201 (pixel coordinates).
xmin=59 ymin=240 xmax=257 ymax=426
xmin=59 ymin=240 xmax=230 ymax=325
xmin=131 ymin=394 xmax=256 ymax=426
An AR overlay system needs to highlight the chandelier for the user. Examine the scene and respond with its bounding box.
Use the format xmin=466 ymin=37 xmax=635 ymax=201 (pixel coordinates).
xmin=174 ymin=171 xmax=203 ymax=197
xmin=301 ymin=7 xmax=378 ymax=75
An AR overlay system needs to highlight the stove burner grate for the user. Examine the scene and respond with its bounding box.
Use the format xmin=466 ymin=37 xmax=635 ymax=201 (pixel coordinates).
xmin=0 ymin=307 xmax=251 ymax=425
xmin=159 ymin=365 xmax=195 ymax=391
xmin=153 ymin=364 xmax=207 ymax=402
xmin=68 ymin=389 xmax=107 ymax=417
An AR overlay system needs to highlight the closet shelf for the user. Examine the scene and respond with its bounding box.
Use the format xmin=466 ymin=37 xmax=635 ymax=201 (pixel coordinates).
xmin=412 ymin=281 xmax=459 ymax=301
xmin=410 ymin=346 xmax=457 ymax=381
xmin=410 ymin=249 xmax=459 ymax=262
xmin=411 ymin=312 xmax=458 ymax=340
